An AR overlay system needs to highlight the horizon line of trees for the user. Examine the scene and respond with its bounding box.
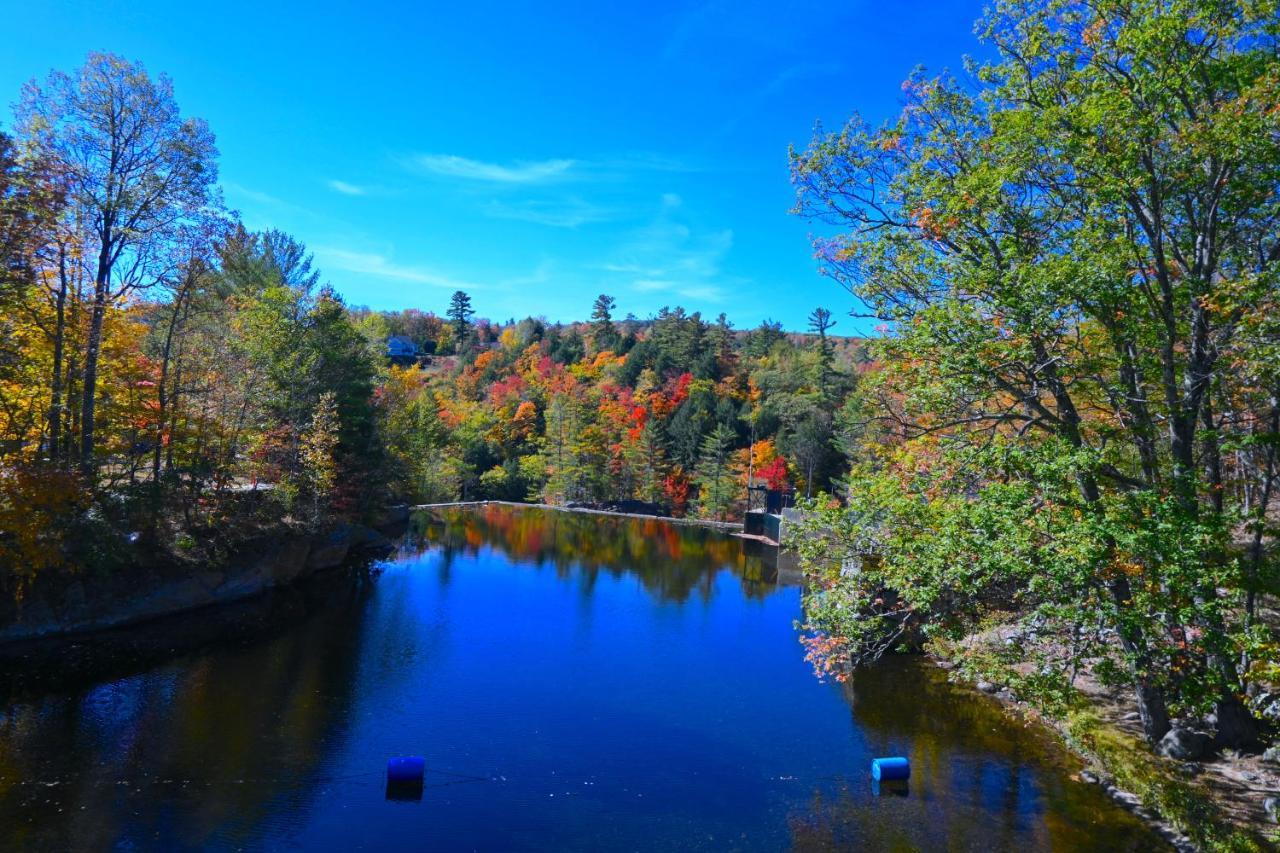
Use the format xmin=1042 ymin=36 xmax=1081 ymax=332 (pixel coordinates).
xmin=370 ymin=290 xmax=865 ymax=519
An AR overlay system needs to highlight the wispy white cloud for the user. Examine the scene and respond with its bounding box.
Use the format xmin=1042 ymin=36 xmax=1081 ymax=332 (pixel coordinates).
xmin=402 ymin=152 xmax=696 ymax=190
xmin=709 ymin=61 xmax=843 ymax=143
xmin=409 ymin=154 xmax=577 ymax=184
xmin=316 ymin=246 xmax=555 ymax=297
xmin=221 ymin=181 xmax=318 ymax=226
xmin=482 ymin=198 xmax=614 ymax=228
xmin=498 ymin=260 xmax=555 ymax=290
xmin=223 ymin=182 xmax=289 ymax=208
xmin=317 ymin=247 xmax=482 ymax=290
xmin=597 ymin=198 xmax=739 ymax=305
xmin=758 ymin=61 xmax=842 ymax=99
xmin=327 ymin=179 xmax=369 ymax=196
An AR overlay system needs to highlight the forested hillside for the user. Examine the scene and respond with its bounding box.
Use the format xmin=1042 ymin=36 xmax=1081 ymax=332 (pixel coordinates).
xmin=368 ymin=299 xmax=866 ymax=516
xmin=0 ymin=53 xmax=863 ymax=587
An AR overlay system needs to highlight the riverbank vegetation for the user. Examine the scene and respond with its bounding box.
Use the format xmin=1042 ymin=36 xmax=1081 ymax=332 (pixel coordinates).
xmin=790 ymin=0 xmax=1280 ymax=844
xmin=0 ymin=56 xmax=385 ymax=595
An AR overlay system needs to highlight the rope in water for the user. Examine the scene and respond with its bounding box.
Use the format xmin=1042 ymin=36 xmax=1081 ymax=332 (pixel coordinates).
xmin=1 ymin=765 xmax=499 ymax=789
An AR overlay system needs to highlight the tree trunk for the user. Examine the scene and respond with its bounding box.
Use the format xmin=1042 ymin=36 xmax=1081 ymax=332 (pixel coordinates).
xmin=1108 ymin=574 xmax=1172 ymax=742
xmin=1078 ymin=456 xmax=1172 ymax=745
xmin=78 ymin=276 xmax=108 ymax=475
xmin=47 ymin=245 xmax=68 ymax=460
xmin=1135 ymin=678 xmax=1172 ymax=743
xmin=65 ymin=352 xmax=79 ymax=461
xmin=1201 ymin=387 xmax=1223 ymax=515
xmin=1214 ymin=690 xmax=1261 ymax=751
xmin=153 ymin=296 xmax=184 ymax=487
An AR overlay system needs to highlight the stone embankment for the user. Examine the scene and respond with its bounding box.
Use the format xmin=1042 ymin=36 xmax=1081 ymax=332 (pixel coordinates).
xmin=0 ymin=506 xmax=409 ymax=645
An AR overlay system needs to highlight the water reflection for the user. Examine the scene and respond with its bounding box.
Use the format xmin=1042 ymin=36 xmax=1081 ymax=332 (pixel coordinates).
xmin=406 ymin=504 xmax=782 ymax=602
xmin=788 ymin=658 xmax=1158 ymax=851
xmin=0 ymin=571 xmax=380 ymax=850
xmin=0 ymin=506 xmax=1164 ymax=851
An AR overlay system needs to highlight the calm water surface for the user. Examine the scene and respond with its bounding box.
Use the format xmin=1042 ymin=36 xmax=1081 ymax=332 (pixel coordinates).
xmin=0 ymin=506 xmax=1164 ymax=851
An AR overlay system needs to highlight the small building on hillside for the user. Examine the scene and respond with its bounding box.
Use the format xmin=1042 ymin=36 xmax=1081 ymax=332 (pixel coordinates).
xmin=386 ymin=335 xmax=419 ymax=364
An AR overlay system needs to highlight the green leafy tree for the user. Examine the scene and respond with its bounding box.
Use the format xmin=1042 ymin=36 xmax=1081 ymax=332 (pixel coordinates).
xmin=625 ymin=419 xmax=670 ymax=506
xmin=590 ymin=293 xmax=617 ymax=351
xmin=807 ymin=307 xmax=835 ymax=399
xmin=791 ymin=0 xmax=1280 ymax=747
xmin=744 ymin=319 xmax=786 ymax=358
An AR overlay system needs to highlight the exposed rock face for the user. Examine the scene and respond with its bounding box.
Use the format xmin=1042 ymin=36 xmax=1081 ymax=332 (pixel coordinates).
xmin=305 ymin=528 xmax=352 ymax=571
xmin=1156 ymin=727 xmax=1215 ymax=761
xmin=0 ymin=518 xmax=400 ymax=645
xmin=372 ymin=505 xmax=410 ymax=528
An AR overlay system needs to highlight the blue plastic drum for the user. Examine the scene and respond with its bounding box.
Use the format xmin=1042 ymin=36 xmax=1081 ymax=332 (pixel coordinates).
xmin=387 ymin=756 xmax=426 ymax=782
xmin=871 ymin=756 xmax=910 ymax=781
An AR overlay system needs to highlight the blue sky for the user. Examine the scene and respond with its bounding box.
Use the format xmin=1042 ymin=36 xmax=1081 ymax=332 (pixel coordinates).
xmin=0 ymin=0 xmax=987 ymax=332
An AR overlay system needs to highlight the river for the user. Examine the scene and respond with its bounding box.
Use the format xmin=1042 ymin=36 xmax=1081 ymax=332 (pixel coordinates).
xmin=0 ymin=504 xmax=1164 ymax=850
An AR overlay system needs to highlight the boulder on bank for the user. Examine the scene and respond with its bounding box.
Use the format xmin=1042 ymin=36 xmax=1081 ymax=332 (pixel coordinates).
xmin=306 ymin=528 xmax=353 ymax=570
xmin=1157 ymin=728 xmax=1215 ymax=761
xmin=371 ymin=504 xmax=410 ymax=528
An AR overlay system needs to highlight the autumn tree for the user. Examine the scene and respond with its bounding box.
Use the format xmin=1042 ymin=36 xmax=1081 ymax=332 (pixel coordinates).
xmin=0 ymin=131 xmax=63 ymax=460
xmin=299 ymin=392 xmax=339 ymax=528
xmin=16 ymin=53 xmax=218 ymax=474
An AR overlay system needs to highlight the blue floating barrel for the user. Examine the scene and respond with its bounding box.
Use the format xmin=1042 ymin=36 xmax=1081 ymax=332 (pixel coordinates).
xmin=386 ymin=756 xmax=426 ymax=801
xmin=387 ymin=756 xmax=425 ymax=783
xmin=871 ymin=756 xmax=910 ymax=781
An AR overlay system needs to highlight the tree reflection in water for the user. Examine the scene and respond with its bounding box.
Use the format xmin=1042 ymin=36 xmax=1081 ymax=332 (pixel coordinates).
xmin=404 ymin=505 xmax=781 ymax=604
xmin=0 ymin=569 xmax=379 ymax=850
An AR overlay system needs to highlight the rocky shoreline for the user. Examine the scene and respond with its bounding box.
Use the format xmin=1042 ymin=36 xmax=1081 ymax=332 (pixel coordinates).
xmin=936 ymin=654 xmax=1273 ymax=851
xmin=0 ymin=505 xmax=410 ymax=646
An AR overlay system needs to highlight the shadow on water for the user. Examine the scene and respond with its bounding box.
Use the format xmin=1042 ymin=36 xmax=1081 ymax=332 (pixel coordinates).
xmin=0 ymin=504 xmax=1166 ymax=851
xmin=790 ymin=658 xmax=1160 ymax=851
xmin=0 ymin=562 xmax=382 ymax=851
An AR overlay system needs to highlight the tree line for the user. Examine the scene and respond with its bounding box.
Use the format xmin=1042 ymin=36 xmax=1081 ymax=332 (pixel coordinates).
xmin=367 ymin=294 xmax=863 ymax=519
xmin=0 ymin=55 xmax=382 ymax=586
